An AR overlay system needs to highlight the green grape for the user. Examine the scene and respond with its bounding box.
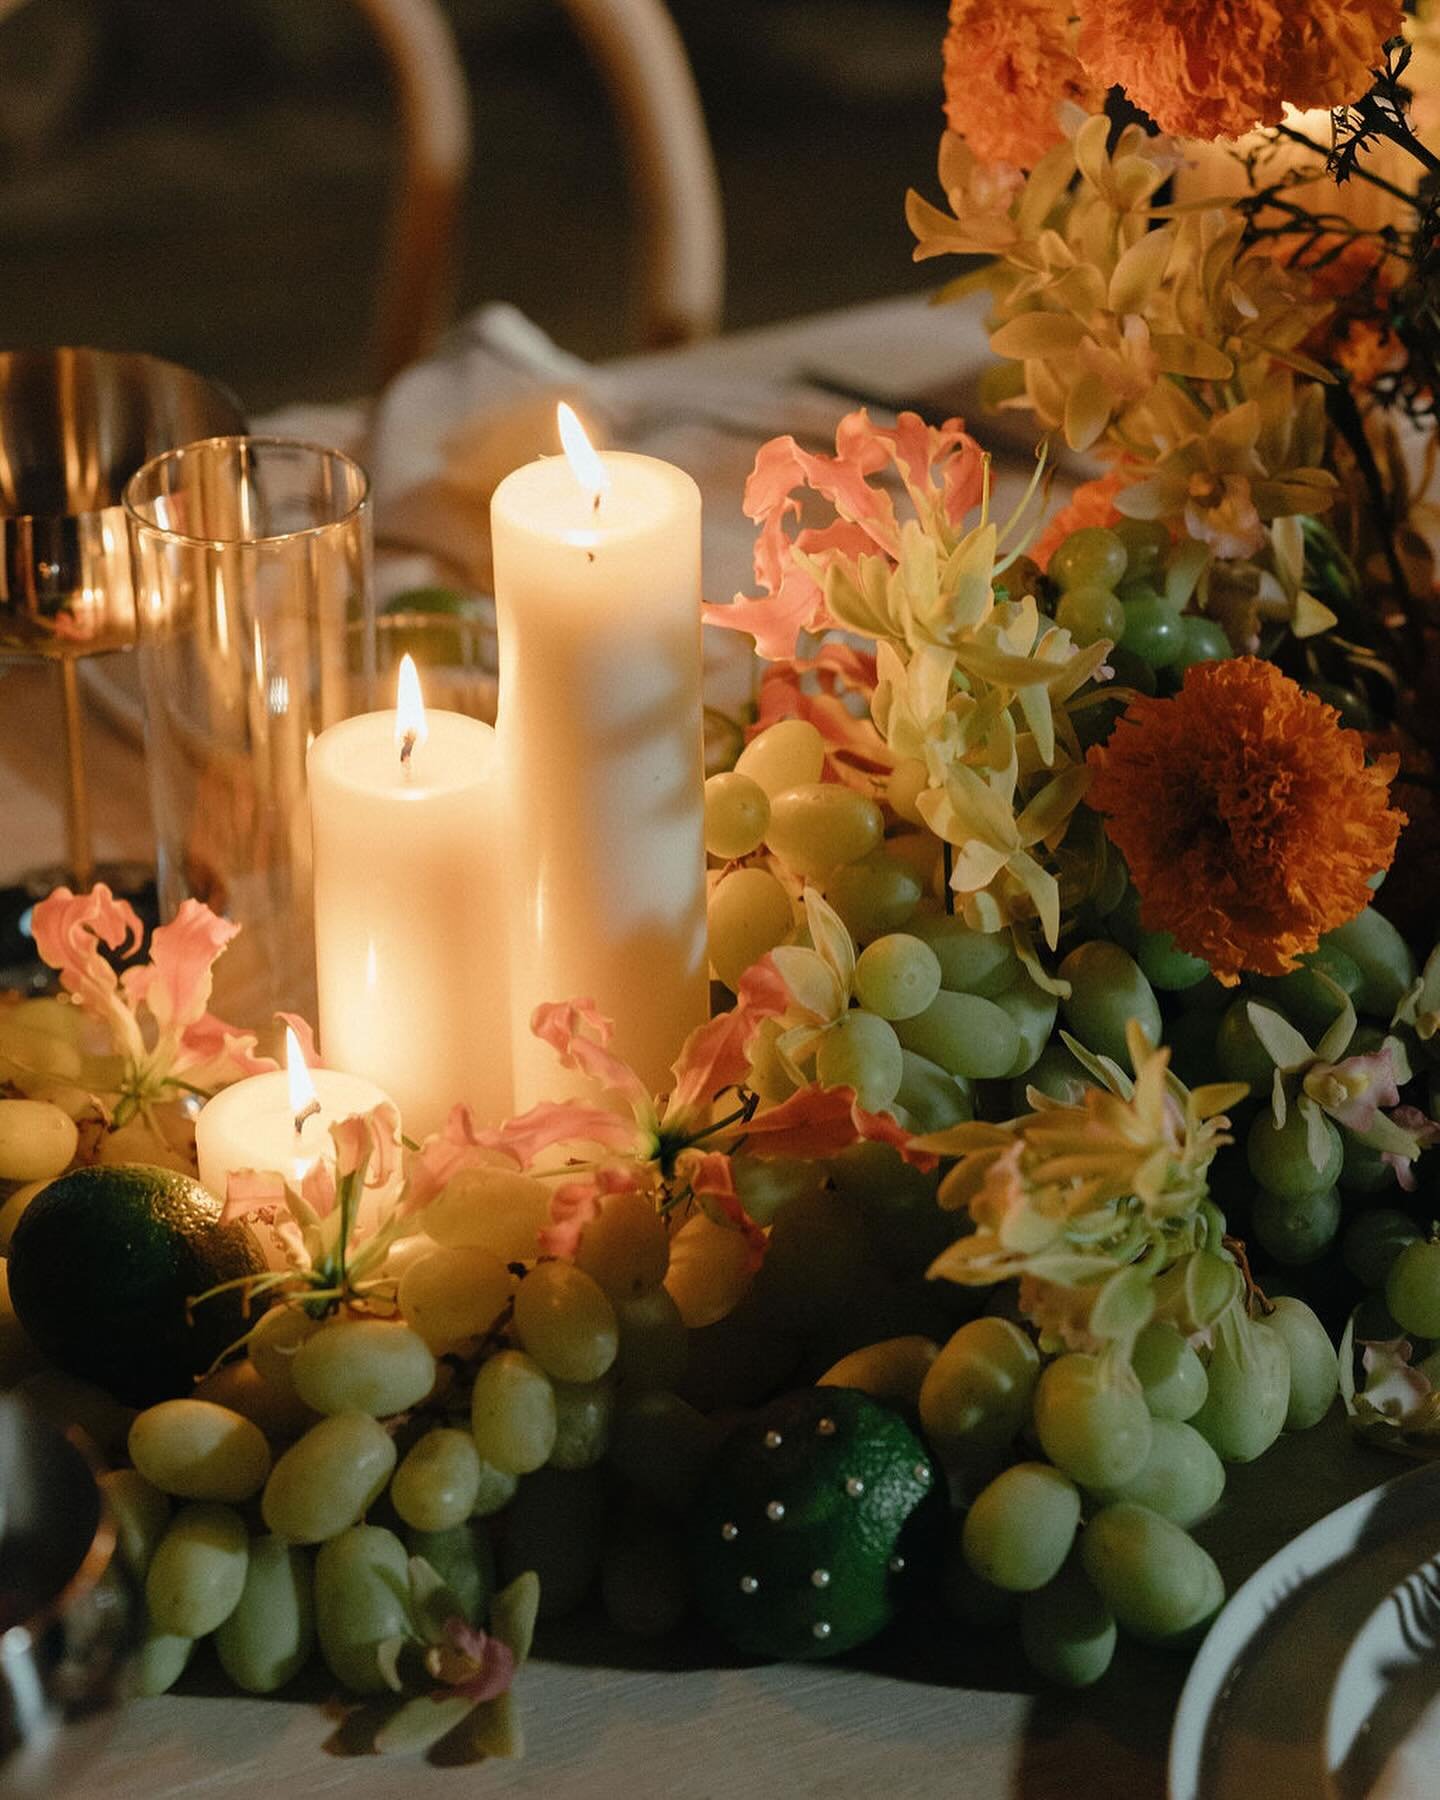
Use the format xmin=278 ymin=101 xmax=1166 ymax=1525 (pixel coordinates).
xmin=549 ymin=1378 xmax=616 ymax=1469
xmin=1253 ymin=946 xmax=1362 ymax=1041
xmin=907 ymin=913 xmax=1021 ymax=996
xmin=815 ymin=1008 xmax=904 ymax=1110
xmin=664 ymin=1210 xmax=756 ymax=1328
xmin=607 ymin=1391 xmax=723 ymax=1512
xmin=423 ymin=1158 xmax=552 ymax=1260
xmin=397 ymin=1245 xmax=512 ymax=1352
xmin=918 ymin=1317 xmax=1040 ymax=1471
xmin=818 ymin=1334 xmax=938 ymax=1414
xmin=1191 ymin=1309 xmax=1290 ymax=1463
xmin=855 ymin=933 xmax=943 ymax=1021
xmin=1342 ymin=1207 xmax=1420 ymax=1288
xmin=145 ymin=1502 xmax=249 ymax=1638
xmin=0 ymin=1008 xmax=92 ymax=1118
xmin=1131 ymin=1321 xmax=1207 ymax=1422
xmin=886 ymin=758 xmax=929 ymax=827
xmin=990 ymin=974 xmax=1059 ymax=1079
xmin=1172 ymin=615 xmax=1232 ymax=673
xmin=893 ymin=989 xmax=1022 ymax=1081
xmin=498 ymin=1467 xmax=605 ymax=1620
xmin=602 ymin=1533 xmax=689 ymax=1638
xmin=1034 ymin=1354 xmax=1152 ymax=1490
xmin=575 ymin=1187 xmax=670 ymax=1301
xmin=99 ymin=1467 xmax=171 ymax=1577
xmin=1215 ymin=998 xmax=1281 ymax=1088
xmin=392 ymin=1428 xmax=484 ymax=1530
xmin=707 ymin=866 xmax=794 ymax=990
xmin=1104 ymin=884 xmax=1142 ymax=953
xmin=897 ymin=1049 xmax=974 ymax=1133
xmin=1113 ymin=518 xmax=1170 ymax=581
xmin=1080 ymin=1503 xmax=1224 ymax=1646
xmin=1088 ymin=1419 xmax=1224 ymax=1528
xmin=730 ymin=1153 xmax=826 ymax=1227
xmin=130 ymin=1630 xmax=194 ymax=1697
xmin=1120 ymin=591 xmax=1185 ymax=668
xmin=262 ymin=1412 xmax=397 ymax=1543
xmin=1257 ymin=1296 xmax=1338 ymax=1429
xmin=828 ymin=1140 xmax=955 ymax=1276
xmin=191 ymin=1358 xmax=316 ymax=1444
xmin=314 ymin=1524 xmax=412 ymax=1695
xmin=1321 ymin=907 xmax=1416 ymax=1018
xmin=1051 ymin=526 xmax=1128 ymax=591
xmin=1354 ymin=1291 xmax=1407 ymax=1341
xmin=404 ymin=1522 xmax=494 ymax=1621
xmin=1246 ymin=1108 xmax=1342 ymax=1199
xmin=214 ymin=1535 xmax=314 ymax=1694
xmin=0 ymin=1098 xmax=78 ymax=1183
xmin=1339 ymin=1135 xmax=1396 ymax=1196
xmin=1311 ymin=681 xmax=1378 ymax=731
xmin=752 ymin=1186 xmax=865 ymax=1330
xmin=247 ymin=1304 xmax=319 ymax=1397
xmin=291 ymin=1318 xmax=436 ymax=1418
xmin=1056 ymin=585 xmax=1125 ymax=647
xmin=824 ymin=851 xmax=924 ymax=943
xmin=703 ymin=770 xmax=770 ymax=860
xmin=1251 ymin=1184 xmax=1341 ymax=1265
xmin=1058 ymin=941 xmax=1162 ymax=1069
xmin=734 ymin=717 xmax=825 ymax=797
xmin=470 ymin=1459 xmax=519 ymax=1519
xmin=1385 ymin=1238 xmax=1440 ymax=1337
xmin=963 ymin=1462 xmax=1081 ymax=1592
xmin=614 ymin=1285 xmax=690 ymax=1391
xmin=746 ymin=1016 xmax=800 ymax=1105
xmin=128 ymin=1398 xmax=271 ymax=1504
xmin=1135 ymin=927 xmax=1210 ymax=991
xmin=1020 ymin=1557 xmax=1117 ymax=1687
xmin=470 ymin=1349 xmax=558 ymax=1473
xmin=1013 ymin=1041 xmax=1093 ymax=1110
xmin=764 ymin=783 xmax=884 ymax=882
xmin=513 ymin=1261 xmax=619 ymax=1383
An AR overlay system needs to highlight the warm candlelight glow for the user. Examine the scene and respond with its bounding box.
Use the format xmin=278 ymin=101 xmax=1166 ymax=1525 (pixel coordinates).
xmin=285 ymin=1025 xmax=319 ymax=1128
xmin=394 ymin=652 xmax=429 ymax=765
xmin=557 ymin=402 xmax=611 ymax=501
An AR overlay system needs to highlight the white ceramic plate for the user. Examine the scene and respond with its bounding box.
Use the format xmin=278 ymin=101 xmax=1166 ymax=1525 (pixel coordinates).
xmin=1169 ymin=1459 xmax=1440 ymax=1800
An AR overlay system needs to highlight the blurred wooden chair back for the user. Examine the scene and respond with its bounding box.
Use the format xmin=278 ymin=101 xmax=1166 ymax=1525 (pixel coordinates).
xmin=0 ymin=0 xmax=724 ymax=385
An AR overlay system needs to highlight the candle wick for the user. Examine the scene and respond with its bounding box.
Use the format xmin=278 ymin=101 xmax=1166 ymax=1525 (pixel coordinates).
xmin=294 ymin=1098 xmax=321 ymax=1135
xmin=400 ymin=730 xmax=417 ymax=774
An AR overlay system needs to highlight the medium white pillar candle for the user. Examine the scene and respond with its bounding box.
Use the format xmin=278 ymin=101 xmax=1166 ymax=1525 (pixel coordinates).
xmin=308 ymin=658 xmax=511 ymax=1136
xmin=195 ymin=1027 xmax=398 ymax=1203
xmin=492 ymin=406 xmax=707 ymax=1109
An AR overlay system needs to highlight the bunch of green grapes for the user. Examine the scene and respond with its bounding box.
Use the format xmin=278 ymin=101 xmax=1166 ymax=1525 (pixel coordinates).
xmin=814 ymin=1275 xmax=1336 ymax=1686
xmin=1045 ymin=523 xmax=1231 ymax=681
xmin=84 ymin=1171 xmax=730 ymax=1703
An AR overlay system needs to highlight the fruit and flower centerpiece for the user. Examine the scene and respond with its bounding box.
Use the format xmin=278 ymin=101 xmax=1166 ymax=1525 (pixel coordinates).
xmin=7 ymin=0 xmax=1440 ymax=1769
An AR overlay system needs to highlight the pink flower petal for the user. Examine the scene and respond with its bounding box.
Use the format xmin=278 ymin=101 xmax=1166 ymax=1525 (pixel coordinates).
xmin=482 ymin=1099 xmax=646 ymax=1168
xmin=123 ymin=898 xmax=239 ymax=1039
xmin=440 ymin=1619 xmax=516 ymax=1704
xmin=30 ymin=883 xmax=143 ymax=1020
xmin=539 ymin=1163 xmax=647 ymax=1259
xmin=530 ymin=999 xmax=653 ymax=1117
xmin=219 ymin=1167 xmax=288 ymax=1223
xmin=683 ymin=1149 xmax=767 ymax=1272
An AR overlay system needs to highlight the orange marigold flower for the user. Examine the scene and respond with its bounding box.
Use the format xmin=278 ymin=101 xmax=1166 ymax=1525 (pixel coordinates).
xmin=943 ymin=0 xmax=1102 ymax=169
xmin=1085 ymin=657 xmax=1405 ymax=984
xmin=1076 ymin=0 xmax=1402 ymax=141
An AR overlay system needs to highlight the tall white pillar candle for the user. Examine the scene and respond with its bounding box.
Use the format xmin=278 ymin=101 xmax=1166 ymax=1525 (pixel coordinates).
xmin=491 ymin=408 xmax=707 ymax=1109
xmin=308 ymin=658 xmax=511 ymax=1136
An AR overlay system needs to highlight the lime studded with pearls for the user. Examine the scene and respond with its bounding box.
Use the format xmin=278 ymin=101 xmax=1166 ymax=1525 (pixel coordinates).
xmin=687 ymin=1387 xmax=942 ymax=1659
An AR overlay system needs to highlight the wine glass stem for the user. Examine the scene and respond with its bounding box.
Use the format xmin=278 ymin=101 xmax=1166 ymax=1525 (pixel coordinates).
xmin=56 ymin=657 xmax=94 ymax=891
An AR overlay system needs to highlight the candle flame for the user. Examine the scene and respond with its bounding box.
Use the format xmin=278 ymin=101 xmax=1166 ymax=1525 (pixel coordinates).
xmin=394 ymin=653 xmax=429 ymax=764
xmin=286 ymin=1026 xmax=319 ymax=1127
xmin=557 ymin=402 xmax=611 ymax=501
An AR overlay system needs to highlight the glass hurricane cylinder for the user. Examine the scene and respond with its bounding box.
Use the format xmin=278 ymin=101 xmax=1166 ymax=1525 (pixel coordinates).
xmin=125 ymin=437 xmax=373 ymax=1030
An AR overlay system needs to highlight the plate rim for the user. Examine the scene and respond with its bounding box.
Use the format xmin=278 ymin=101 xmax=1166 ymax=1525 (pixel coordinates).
xmin=1167 ymin=1458 xmax=1440 ymax=1800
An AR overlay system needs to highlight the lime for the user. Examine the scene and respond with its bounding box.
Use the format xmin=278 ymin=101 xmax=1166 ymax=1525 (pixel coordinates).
xmin=7 ymin=1164 xmax=267 ymax=1405
xmin=686 ymin=1387 xmax=943 ymax=1659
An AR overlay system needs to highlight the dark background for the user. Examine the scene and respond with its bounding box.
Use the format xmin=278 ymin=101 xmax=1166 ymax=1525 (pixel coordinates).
xmin=0 ymin=0 xmax=944 ymax=409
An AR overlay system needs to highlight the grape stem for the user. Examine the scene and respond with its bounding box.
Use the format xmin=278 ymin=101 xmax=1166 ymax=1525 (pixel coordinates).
xmin=1223 ymin=1234 xmax=1275 ymax=1318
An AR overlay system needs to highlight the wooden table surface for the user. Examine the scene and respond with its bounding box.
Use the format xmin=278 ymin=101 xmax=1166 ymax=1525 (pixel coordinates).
xmin=2 ymin=293 xmax=1408 ymax=1796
